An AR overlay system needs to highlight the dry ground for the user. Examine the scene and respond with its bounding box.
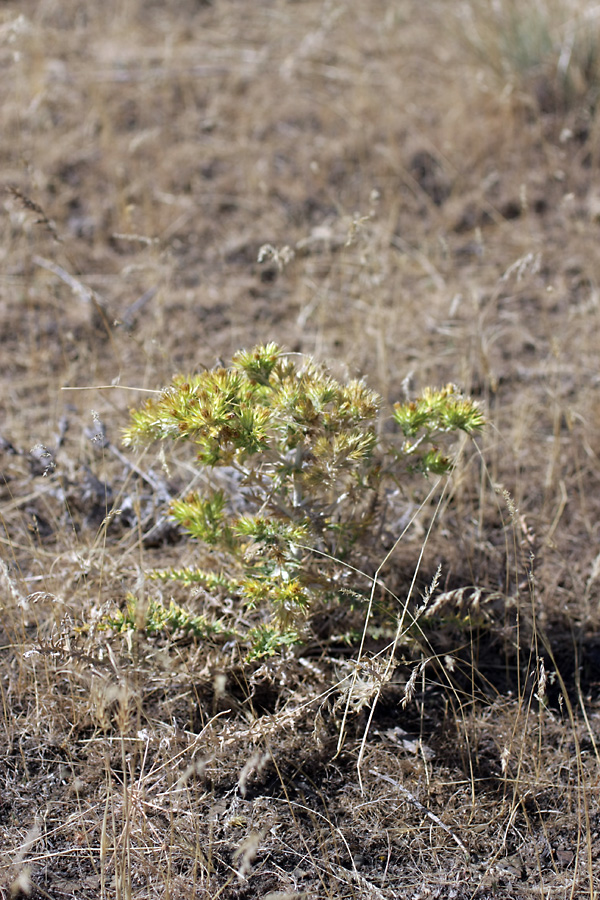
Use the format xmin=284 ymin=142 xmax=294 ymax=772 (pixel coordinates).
xmin=1 ymin=1 xmax=600 ymax=897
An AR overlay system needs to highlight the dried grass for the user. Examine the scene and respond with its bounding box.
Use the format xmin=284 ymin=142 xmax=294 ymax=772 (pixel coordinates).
xmin=1 ymin=0 xmax=600 ymax=897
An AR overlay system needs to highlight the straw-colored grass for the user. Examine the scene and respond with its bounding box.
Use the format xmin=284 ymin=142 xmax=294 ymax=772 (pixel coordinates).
xmin=1 ymin=1 xmax=600 ymax=897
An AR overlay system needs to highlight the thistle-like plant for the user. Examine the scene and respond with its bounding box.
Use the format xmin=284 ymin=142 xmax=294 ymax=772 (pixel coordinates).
xmin=122 ymin=343 xmax=484 ymax=657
